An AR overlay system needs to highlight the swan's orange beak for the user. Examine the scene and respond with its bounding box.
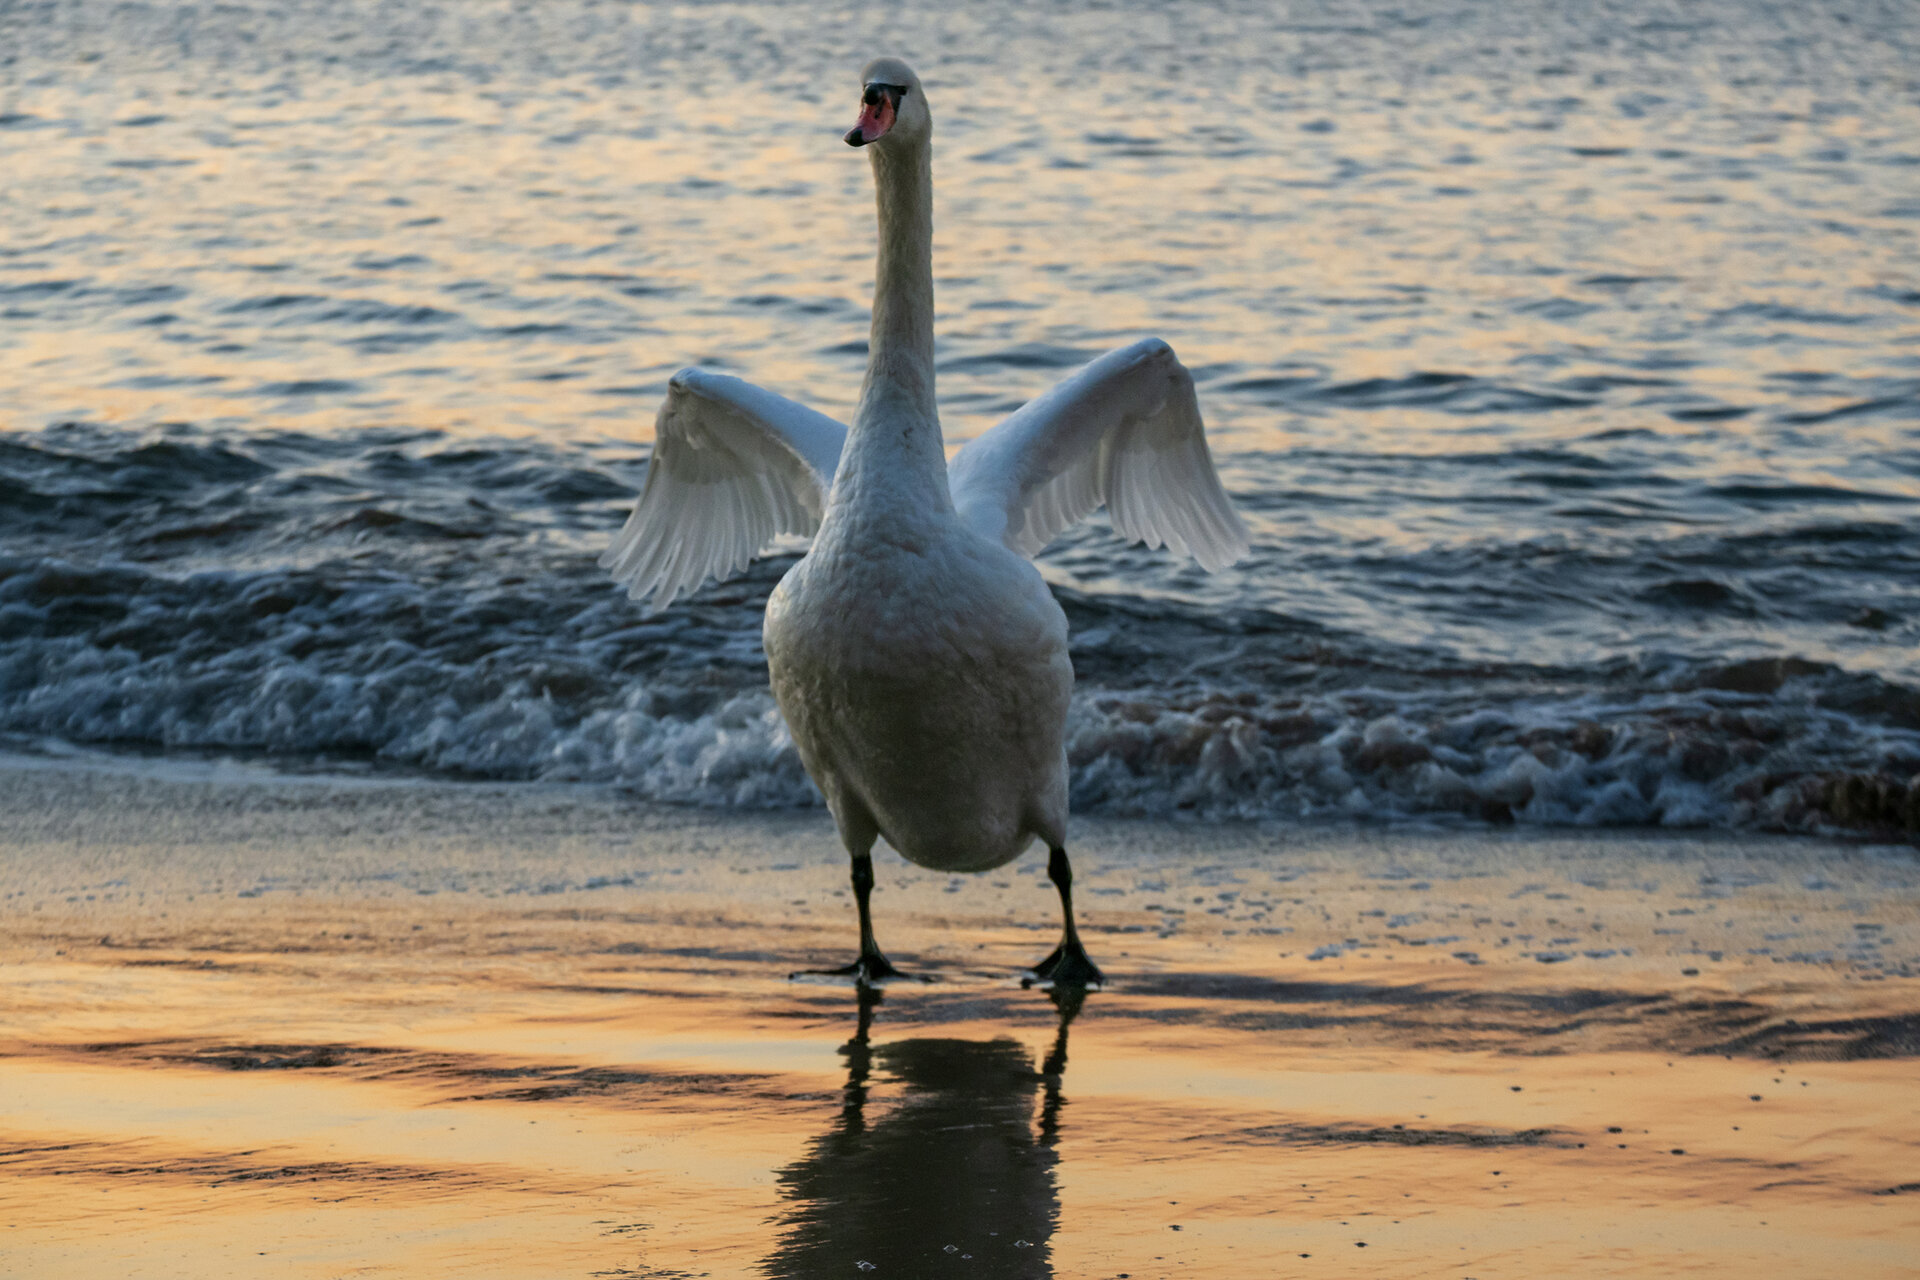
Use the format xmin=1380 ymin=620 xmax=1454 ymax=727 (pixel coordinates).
xmin=844 ymin=83 xmax=899 ymax=147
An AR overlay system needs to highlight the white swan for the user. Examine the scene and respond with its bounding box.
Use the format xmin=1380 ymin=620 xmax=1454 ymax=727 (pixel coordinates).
xmin=601 ymin=58 xmax=1248 ymax=987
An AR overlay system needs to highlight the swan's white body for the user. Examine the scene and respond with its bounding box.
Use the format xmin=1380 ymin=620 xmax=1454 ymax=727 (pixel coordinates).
xmin=601 ymin=59 xmax=1246 ymax=888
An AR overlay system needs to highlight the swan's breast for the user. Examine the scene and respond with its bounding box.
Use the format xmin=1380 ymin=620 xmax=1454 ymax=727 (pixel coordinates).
xmin=767 ymin=523 xmax=1064 ymax=686
xmin=763 ymin=524 xmax=1072 ymax=869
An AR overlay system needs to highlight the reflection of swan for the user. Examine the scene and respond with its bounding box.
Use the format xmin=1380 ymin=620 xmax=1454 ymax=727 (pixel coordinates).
xmin=601 ymin=57 xmax=1247 ymax=987
xmin=763 ymin=989 xmax=1085 ymax=1277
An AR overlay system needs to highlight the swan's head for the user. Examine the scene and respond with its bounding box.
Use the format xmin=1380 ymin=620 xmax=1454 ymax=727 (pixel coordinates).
xmin=844 ymin=57 xmax=929 ymax=149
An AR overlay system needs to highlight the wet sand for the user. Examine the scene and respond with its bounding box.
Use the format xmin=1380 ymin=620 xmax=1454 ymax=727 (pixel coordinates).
xmin=2 ymin=753 xmax=1917 ymax=1278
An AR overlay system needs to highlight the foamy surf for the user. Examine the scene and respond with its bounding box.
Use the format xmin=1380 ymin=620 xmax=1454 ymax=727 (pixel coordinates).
xmin=2 ymin=424 xmax=1915 ymax=836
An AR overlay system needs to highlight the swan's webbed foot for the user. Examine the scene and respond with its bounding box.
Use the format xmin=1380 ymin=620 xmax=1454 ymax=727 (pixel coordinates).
xmin=790 ymin=949 xmax=919 ymax=988
xmin=1022 ymin=845 xmax=1106 ymax=989
xmin=794 ymin=851 xmax=924 ymax=987
xmin=1021 ymin=936 xmax=1105 ymax=990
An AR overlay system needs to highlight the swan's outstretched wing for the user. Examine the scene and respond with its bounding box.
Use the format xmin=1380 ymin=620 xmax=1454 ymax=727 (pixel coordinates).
xmin=599 ymin=369 xmax=846 ymax=609
xmin=947 ymin=338 xmax=1248 ymax=571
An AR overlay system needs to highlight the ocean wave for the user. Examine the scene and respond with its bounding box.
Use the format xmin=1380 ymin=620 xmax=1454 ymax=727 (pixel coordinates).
xmin=2 ymin=421 xmax=1917 ymax=836
xmin=3 ymin=547 xmax=1917 ymax=836
xmin=1062 ymin=682 xmax=1920 ymax=834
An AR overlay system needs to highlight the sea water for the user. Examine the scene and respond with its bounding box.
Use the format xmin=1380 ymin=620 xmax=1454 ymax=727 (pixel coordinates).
xmin=2 ymin=0 xmax=1917 ymax=831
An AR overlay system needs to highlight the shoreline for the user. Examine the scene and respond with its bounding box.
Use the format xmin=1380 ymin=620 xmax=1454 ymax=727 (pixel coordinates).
xmin=3 ymin=753 xmax=1917 ymax=1276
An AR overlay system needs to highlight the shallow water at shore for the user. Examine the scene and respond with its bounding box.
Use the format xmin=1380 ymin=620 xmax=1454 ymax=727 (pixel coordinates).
xmin=3 ymin=759 xmax=1918 ymax=1276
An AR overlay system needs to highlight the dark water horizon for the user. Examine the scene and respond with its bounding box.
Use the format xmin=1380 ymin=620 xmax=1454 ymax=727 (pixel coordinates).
xmin=3 ymin=0 xmax=1918 ymax=836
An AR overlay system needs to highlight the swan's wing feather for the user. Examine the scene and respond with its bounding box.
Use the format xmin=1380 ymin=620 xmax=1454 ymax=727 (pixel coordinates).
xmin=947 ymin=338 xmax=1249 ymax=571
xmin=599 ymin=369 xmax=846 ymax=609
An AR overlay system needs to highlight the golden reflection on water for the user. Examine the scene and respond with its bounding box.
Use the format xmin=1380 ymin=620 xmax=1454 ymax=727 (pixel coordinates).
xmin=4 ymin=26 xmax=1918 ymax=466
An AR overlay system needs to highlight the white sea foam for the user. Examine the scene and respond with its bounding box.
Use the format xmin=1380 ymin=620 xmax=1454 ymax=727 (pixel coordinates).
xmin=6 ymin=570 xmax=1916 ymax=834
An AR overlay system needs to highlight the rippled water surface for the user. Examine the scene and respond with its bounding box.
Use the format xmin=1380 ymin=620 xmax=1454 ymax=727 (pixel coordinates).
xmin=3 ymin=0 xmax=1919 ymax=830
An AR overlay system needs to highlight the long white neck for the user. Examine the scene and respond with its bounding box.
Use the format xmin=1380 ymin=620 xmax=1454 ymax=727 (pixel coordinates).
xmin=830 ymin=131 xmax=951 ymax=518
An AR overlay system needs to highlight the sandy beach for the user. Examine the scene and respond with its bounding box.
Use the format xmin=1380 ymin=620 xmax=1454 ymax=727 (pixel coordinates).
xmin=2 ymin=751 xmax=1916 ymax=1278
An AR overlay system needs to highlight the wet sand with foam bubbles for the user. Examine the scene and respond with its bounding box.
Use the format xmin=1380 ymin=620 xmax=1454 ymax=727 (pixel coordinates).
xmin=2 ymin=753 xmax=1917 ymax=1277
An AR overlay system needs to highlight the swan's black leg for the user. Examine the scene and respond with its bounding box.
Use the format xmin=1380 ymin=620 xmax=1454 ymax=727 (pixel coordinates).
xmin=1023 ymin=845 xmax=1105 ymax=989
xmin=791 ymin=852 xmax=913 ymax=986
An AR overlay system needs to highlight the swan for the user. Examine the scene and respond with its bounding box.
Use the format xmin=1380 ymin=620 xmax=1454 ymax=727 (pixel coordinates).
xmin=600 ymin=57 xmax=1248 ymax=988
